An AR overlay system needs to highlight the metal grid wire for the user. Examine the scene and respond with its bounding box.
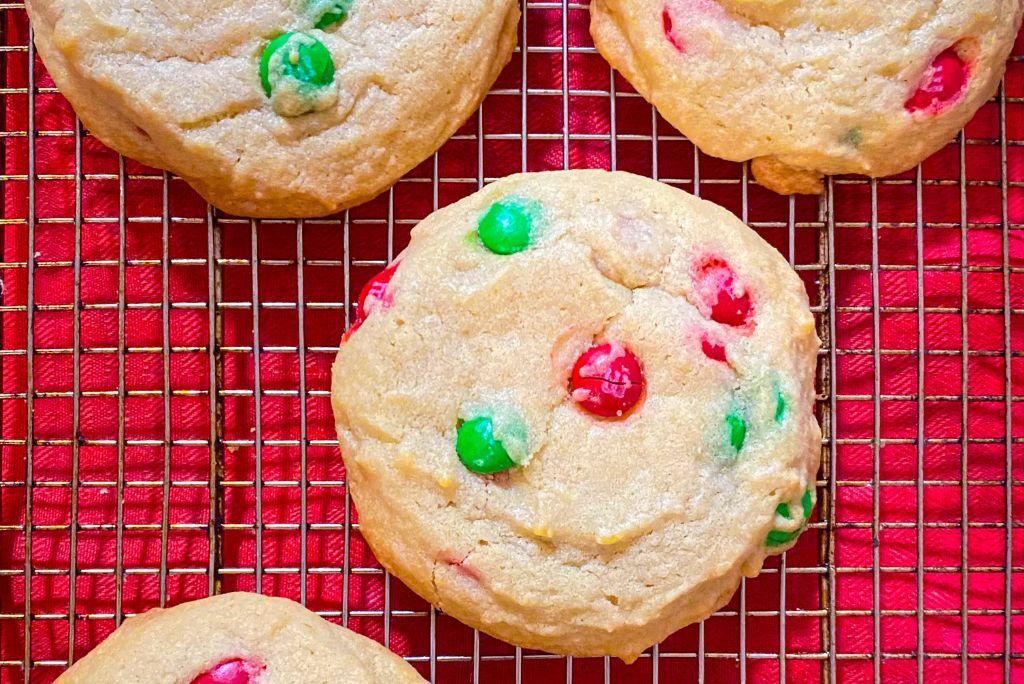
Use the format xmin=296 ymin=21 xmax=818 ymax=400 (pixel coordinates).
xmin=0 ymin=1 xmax=1020 ymax=682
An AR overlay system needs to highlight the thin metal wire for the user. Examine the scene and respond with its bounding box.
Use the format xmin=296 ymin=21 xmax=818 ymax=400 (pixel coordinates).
xmin=296 ymin=219 xmax=309 ymax=607
xmin=115 ymin=154 xmax=127 ymax=627
xmin=998 ymin=80 xmax=1013 ymax=684
xmin=915 ymin=164 xmax=926 ymax=684
xmin=250 ymin=219 xmax=264 ymax=595
xmin=160 ymin=171 xmax=172 ymax=608
xmin=207 ymin=205 xmax=222 ymax=599
xmin=816 ymin=177 xmax=832 ymax=684
xmin=958 ymin=128 xmax=971 ymax=684
xmin=20 ymin=24 xmax=36 ymax=684
xmin=825 ymin=175 xmax=839 ymax=684
xmin=65 ymin=113 xmax=83 ymax=667
xmin=1 ymin=1 xmax=1021 ymax=681
xmin=870 ymin=178 xmax=882 ymax=684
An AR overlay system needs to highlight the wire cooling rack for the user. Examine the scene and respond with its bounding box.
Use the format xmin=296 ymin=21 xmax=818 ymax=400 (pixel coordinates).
xmin=0 ymin=2 xmax=1020 ymax=683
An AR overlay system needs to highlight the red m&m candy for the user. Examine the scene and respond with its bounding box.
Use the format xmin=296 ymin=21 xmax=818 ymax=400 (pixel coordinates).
xmin=569 ymin=343 xmax=645 ymax=418
xmin=662 ymin=8 xmax=685 ymax=53
xmin=191 ymin=659 xmax=264 ymax=684
xmin=692 ymin=257 xmax=752 ymax=327
xmin=701 ymin=334 xmax=727 ymax=363
xmin=357 ymin=259 xmax=400 ymax=320
xmin=905 ymin=48 xmax=968 ymax=114
xmin=343 ymin=260 xmax=399 ymax=343
xmin=662 ymin=0 xmax=724 ymax=53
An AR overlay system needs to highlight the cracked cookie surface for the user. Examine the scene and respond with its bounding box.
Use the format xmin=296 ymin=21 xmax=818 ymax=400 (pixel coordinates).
xmin=331 ymin=170 xmax=821 ymax=660
xmin=26 ymin=0 xmax=518 ymax=217
xmin=55 ymin=592 xmax=425 ymax=683
xmin=590 ymin=0 xmax=1022 ymax=194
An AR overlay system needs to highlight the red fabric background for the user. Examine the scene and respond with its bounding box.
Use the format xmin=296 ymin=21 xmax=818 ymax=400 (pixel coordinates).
xmin=0 ymin=4 xmax=1022 ymax=682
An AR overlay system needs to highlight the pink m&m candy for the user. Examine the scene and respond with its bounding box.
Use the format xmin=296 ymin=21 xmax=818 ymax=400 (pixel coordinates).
xmin=693 ymin=257 xmax=752 ymax=328
xmin=191 ymin=659 xmax=264 ymax=684
xmin=905 ymin=48 xmax=968 ymax=114
xmin=570 ymin=343 xmax=645 ymax=418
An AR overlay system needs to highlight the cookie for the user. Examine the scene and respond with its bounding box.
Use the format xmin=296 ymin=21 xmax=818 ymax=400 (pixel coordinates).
xmin=331 ymin=170 xmax=821 ymax=661
xmin=590 ymin=0 xmax=1022 ymax=194
xmin=26 ymin=0 xmax=519 ymax=217
xmin=56 ymin=593 xmax=425 ymax=683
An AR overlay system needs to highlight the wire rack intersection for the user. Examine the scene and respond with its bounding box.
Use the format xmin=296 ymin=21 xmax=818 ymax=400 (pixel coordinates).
xmin=0 ymin=3 xmax=1021 ymax=683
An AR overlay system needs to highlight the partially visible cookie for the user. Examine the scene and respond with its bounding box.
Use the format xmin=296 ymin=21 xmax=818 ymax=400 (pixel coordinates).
xmin=26 ymin=0 xmax=518 ymax=217
xmin=56 ymin=593 xmax=425 ymax=683
xmin=590 ymin=0 xmax=1022 ymax=194
xmin=332 ymin=170 xmax=821 ymax=661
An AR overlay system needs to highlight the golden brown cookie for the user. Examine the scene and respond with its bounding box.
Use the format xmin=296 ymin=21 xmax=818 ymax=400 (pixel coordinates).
xmin=331 ymin=170 xmax=821 ymax=661
xmin=591 ymin=0 xmax=1022 ymax=193
xmin=56 ymin=593 xmax=425 ymax=683
xmin=26 ymin=0 xmax=519 ymax=217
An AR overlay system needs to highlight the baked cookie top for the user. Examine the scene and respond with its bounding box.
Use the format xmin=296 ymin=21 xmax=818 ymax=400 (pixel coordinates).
xmin=26 ymin=0 xmax=518 ymax=217
xmin=591 ymin=0 xmax=1022 ymax=194
xmin=56 ymin=593 xmax=425 ymax=683
xmin=331 ymin=170 xmax=822 ymax=660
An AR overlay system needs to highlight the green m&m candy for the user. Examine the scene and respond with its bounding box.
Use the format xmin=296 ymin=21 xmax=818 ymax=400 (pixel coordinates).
xmin=310 ymin=0 xmax=354 ymax=29
xmin=456 ymin=417 xmax=516 ymax=475
xmin=477 ymin=198 xmax=538 ymax=255
xmin=766 ymin=489 xmax=814 ymax=547
xmin=260 ymin=32 xmax=335 ymax=96
xmin=259 ymin=32 xmax=336 ymax=116
xmin=774 ymin=388 xmax=787 ymax=423
xmin=725 ymin=408 xmax=747 ymax=453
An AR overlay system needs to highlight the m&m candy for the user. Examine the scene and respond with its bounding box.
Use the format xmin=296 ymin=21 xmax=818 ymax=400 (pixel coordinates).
xmin=692 ymin=257 xmax=752 ymax=327
xmin=191 ymin=659 xmax=264 ymax=684
xmin=701 ymin=334 xmax=727 ymax=363
xmin=569 ymin=343 xmax=645 ymax=418
xmin=661 ymin=8 xmax=685 ymax=53
xmin=259 ymin=32 xmax=336 ymax=116
xmin=725 ymin=408 xmax=747 ymax=453
xmin=477 ymin=198 xmax=537 ymax=255
xmin=357 ymin=260 xmax=399 ymax=320
xmin=310 ymin=0 xmax=354 ymax=29
xmin=765 ymin=489 xmax=814 ymax=547
xmin=905 ymin=48 xmax=968 ymax=114
xmin=456 ymin=416 xmax=516 ymax=474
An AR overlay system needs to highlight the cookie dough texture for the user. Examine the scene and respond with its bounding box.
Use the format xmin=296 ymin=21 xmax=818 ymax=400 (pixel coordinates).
xmin=26 ymin=0 xmax=518 ymax=217
xmin=591 ymin=0 xmax=1022 ymax=194
xmin=55 ymin=592 xmax=425 ymax=683
xmin=332 ymin=170 xmax=821 ymax=660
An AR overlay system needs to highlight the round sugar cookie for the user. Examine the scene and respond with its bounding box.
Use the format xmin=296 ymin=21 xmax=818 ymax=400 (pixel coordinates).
xmin=590 ymin=0 xmax=1022 ymax=194
xmin=26 ymin=0 xmax=519 ymax=217
xmin=56 ymin=593 xmax=425 ymax=683
xmin=331 ymin=170 xmax=822 ymax=660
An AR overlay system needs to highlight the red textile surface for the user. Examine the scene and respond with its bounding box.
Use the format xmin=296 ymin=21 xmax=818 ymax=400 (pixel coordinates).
xmin=0 ymin=4 xmax=1022 ymax=683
